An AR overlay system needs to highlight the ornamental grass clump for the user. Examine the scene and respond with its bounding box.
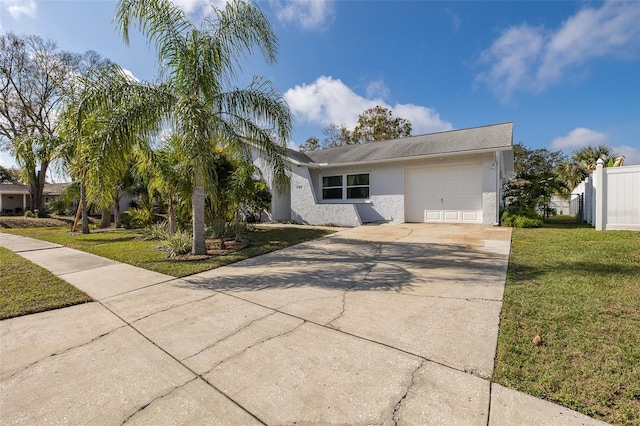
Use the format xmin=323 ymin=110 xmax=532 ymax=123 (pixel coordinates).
xmin=142 ymin=221 xmax=169 ymax=241
xmin=162 ymin=229 xmax=192 ymax=258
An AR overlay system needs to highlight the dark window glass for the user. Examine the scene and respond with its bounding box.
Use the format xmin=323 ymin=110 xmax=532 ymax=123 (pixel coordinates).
xmin=347 ymin=173 xmax=369 ymax=186
xmin=347 ymin=187 xmax=369 ymax=199
xmin=323 ymin=188 xmax=343 ymax=199
xmin=322 ymin=175 xmax=342 ymax=188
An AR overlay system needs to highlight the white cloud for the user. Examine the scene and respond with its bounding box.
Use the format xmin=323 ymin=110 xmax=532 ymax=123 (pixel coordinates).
xmin=283 ymin=76 xmax=452 ymax=135
xmin=121 ymin=68 xmax=140 ymax=83
xmin=271 ymin=0 xmax=334 ymax=31
xmin=365 ymin=78 xmax=390 ymax=100
xmin=477 ymin=0 xmax=640 ymax=100
xmin=170 ymin=0 xmax=227 ymax=18
xmin=392 ymin=103 xmax=452 ymax=135
xmin=445 ymin=8 xmax=461 ymax=32
xmin=477 ymin=24 xmax=544 ymax=101
xmin=1 ymin=0 xmax=37 ymax=20
xmin=551 ymin=128 xmax=609 ymax=150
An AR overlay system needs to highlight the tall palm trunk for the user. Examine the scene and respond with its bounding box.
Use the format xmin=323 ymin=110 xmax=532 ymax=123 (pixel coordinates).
xmin=100 ymin=208 xmax=111 ymax=228
xmin=114 ymin=193 xmax=122 ymax=228
xmin=167 ymin=192 xmax=177 ymax=235
xmin=191 ymin=173 xmax=206 ymax=255
xmin=80 ymin=181 xmax=90 ymax=234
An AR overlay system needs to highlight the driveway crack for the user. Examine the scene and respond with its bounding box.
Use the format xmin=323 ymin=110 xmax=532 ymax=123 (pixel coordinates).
xmin=120 ymin=377 xmax=198 ymax=424
xmin=392 ymin=359 xmax=425 ymax=425
xmin=130 ymin=292 xmax=218 ymax=324
xmin=181 ymin=312 xmax=277 ymax=362
xmin=326 ymin=261 xmax=376 ymax=327
xmin=326 ymin=290 xmax=349 ymax=328
xmin=3 ymin=325 xmax=127 ymax=380
xmin=202 ymin=319 xmax=306 ymax=375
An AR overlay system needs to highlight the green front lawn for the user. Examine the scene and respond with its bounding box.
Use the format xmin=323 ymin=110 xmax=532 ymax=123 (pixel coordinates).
xmin=0 ymin=226 xmax=334 ymax=278
xmin=495 ymin=225 xmax=640 ymax=425
xmin=0 ymin=247 xmax=92 ymax=320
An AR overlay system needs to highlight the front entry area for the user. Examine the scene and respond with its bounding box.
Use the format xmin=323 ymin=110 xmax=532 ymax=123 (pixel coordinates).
xmin=405 ymin=163 xmax=483 ymax=223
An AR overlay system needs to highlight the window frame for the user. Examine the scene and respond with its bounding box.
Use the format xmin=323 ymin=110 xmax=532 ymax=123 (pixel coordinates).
xmin=320 ymin=172 xmax=370 ymax=201
xmin=321 ymin=175 xmax=344 ymax=200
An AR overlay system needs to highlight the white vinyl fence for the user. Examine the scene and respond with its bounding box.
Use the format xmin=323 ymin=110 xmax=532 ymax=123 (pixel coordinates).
xmin=571 ymin=159 xmax=640 ymax=230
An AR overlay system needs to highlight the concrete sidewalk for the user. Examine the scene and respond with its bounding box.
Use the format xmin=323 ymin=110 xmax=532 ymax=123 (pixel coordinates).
xmin=0 ymin=226 xmax=608 ymax=425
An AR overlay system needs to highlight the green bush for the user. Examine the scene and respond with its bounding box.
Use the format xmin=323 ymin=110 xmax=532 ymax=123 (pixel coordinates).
xmin=23 ymin=210 xmax=34 ymax=218
xmin=162 ymin=230 xmax=192 ymax=258
xmin=123 ymin=207 xmax=152 ymax=228
xmin=205 ymin=219 xmax=229 ymax=239
xmin=142 ymin=221 xmax=169 ymax=241
xmin=501 ymin=212 xmax=542 ymax=228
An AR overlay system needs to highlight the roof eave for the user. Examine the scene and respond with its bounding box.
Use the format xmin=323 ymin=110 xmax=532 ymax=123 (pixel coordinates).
xmin=298 ymin=146 xmax=513 ymax=169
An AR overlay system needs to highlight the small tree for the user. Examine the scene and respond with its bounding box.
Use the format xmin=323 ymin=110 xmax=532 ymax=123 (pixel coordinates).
xmin=351 ymin=105 xmax=412 ymax=144
xmin=302 ymin=106 xmax=412 ymax=151
xmin=504 ymin=172 xmax=567 ymax=221
xmin=299 ymin=136 xmax=320 ymax=152
xmin=504 ymin=143 xmax=567 ymax=222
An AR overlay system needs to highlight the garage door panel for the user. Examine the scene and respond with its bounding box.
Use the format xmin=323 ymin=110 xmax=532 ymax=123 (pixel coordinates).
xmin=406 ymin=164 xmax=482 ymax=223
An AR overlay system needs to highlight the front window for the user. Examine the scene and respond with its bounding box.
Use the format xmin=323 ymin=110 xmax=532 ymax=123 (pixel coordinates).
xmin=322 ymin=175 xmax=343 ymax=199
xmin=321 ymin=173 xmax=370 ymax=200
xmin=346 ymin=173 xmax=369 ymax=199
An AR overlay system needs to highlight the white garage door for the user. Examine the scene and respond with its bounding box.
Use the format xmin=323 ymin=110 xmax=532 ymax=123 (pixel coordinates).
xmin=405 ymin=163 xmax=482 ymax=223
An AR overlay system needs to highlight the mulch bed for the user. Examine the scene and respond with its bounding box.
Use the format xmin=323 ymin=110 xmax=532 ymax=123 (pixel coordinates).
xmin=169 ymin=239 xmax=249 ymax=261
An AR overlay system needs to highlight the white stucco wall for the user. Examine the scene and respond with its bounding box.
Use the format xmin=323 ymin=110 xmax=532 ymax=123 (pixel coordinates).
xmin=482 ymin=154 xmax=499 ymax=225
xmin=290 ymin=166 xmax=361 ymax=226
xmin=252 ymin=155 xmax=292 ymax=221
xmin=307 ymin=163 xmax=405 ymax=223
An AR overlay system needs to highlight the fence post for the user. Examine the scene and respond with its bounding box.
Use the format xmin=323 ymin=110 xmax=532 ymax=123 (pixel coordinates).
xmin=595 ymin=158 xmax=604 ymax=230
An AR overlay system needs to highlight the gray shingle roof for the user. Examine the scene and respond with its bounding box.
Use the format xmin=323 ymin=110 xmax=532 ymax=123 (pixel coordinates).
xmin=294 ymin=122 xmax=513 ymax=166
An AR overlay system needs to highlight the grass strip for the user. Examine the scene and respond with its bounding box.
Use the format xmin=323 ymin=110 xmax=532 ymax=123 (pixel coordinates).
xmin=0 ymin=226 xmax=333 ymax=278
xmin=495 ymin=225 xmax=640 ymax=425
xmin=0 ymin=247 xmax=92 ymax=320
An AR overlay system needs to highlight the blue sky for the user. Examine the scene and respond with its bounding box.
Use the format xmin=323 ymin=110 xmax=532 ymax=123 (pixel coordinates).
xmin=1 ymin=0 xmax=639 ymax=169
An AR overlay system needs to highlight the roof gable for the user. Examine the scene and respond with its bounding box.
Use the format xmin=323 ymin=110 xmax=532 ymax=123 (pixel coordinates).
xmin=294 ymin=122 xmax=513 ymax=167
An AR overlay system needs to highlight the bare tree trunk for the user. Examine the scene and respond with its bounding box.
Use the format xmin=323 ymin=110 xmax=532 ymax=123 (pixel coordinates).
xmin=191 ymin=174 xmax=206 ymax=255
xmin=81 ymin=182 xmax=90 ymax=234
xmin=28 ymin=161 xmax=50 ymax=213
xmin=100 ymin=209 xmax=111 ymax=228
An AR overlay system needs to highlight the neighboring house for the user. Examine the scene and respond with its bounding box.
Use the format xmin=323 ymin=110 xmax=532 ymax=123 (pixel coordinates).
xmin=0 ymin=182 xmax=70 ymax=214
xmin=42 ymin=183 xmax=70 ymax=206
xmin=257 ymin=122 xmax=514 ymax=227
xmin=0 ymin=183 xmax=30 ymax=214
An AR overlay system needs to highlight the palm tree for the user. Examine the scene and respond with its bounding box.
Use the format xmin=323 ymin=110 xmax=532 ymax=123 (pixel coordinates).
xmin=555 ymin=145 xmax=618 ymax=192
xmin=572 ymin=145 xmax=617 ymax=172
xmin=144 ymin=133 xmax=193 ymax=235
xmin=555 ymin=158 xmax=588 ymax=192
xmin=78 ymin=0 xmax=290 ymax=254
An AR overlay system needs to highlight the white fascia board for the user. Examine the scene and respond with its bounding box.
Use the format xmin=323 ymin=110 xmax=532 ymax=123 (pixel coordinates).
xmin=297 ymin=147 xmax=512 ymax=170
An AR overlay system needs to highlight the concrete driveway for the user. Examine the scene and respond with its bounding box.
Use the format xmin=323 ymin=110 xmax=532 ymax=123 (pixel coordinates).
xmin=0 ymin=224 xmax=608 ymax=425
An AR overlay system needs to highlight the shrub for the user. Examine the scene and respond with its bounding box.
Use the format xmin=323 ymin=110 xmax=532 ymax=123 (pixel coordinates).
xmin=162 ymin=230 xmax=192 ymax=258
xmin=123 ymin=207 xmax=152 ymax=228
xmin=205 ymin=219 xmax=229 ymax=239
xmin=23 ymin=210 xmax=34 ymax=218
xmin=501 ymin=212 xmax=542 ymax=228
xmin=142 ymin=221 xmax=169 ymax=241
